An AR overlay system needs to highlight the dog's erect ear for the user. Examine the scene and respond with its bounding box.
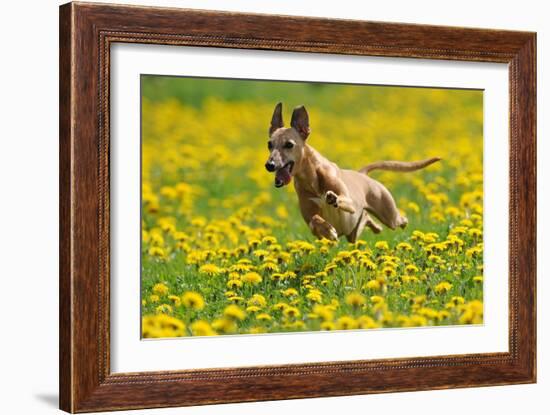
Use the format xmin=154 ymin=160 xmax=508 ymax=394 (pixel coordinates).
xmin=291 ymin=105 xmax=310 ymax=139
xmin=269 ymin=102 xmax=284 ymax=136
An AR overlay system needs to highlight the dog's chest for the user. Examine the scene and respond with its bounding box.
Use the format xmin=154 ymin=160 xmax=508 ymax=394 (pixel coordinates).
xmin=311 ymin=197 xmax=360 ymax=236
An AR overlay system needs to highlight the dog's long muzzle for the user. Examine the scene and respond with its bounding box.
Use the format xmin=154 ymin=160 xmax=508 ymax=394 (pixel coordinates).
xmin=273 ymin=161 xmax=294 ymax=188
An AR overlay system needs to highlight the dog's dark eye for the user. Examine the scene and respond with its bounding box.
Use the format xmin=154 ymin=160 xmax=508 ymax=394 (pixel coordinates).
xmin=268 ymin=141 xmax=273 ymax=150
xmin=284 ymin=141 xmax=294 ymax=149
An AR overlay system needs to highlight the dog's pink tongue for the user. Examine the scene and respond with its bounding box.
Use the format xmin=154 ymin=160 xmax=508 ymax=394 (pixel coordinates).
xmin=276 ymin=167 xmax=292 ymax=186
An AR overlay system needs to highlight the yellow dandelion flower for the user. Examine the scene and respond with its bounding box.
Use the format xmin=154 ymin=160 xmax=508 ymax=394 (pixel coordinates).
xmin=297 ymin=241 xmax=316 ymax=253
xmin=434 ymin=281 xmax=453 ymax=294
xmin=148 ymin=246 xmax=167 ymax=259
xmin=306 ymin=289 xmax=322 ymax=303
xmin=224 ymin=304 xmax=246 ymax=320
xmin=226 ymin=279 xmax=243 ymax=289
xmin=450 ymin=226 xmax=468 ymax=236
xmin=242 ymin=272 xmax=262 ymax=285
xmin=364 ymin=279 xmax=382 ymax=290
xmin=405 ymin=264 xmax=419 ymax=274
xmin=270 ymin=273 xmax=284 ymax=282
xmin=142 ymin=314 xmax=186 ymax=338
xmin=374 ymin=241 xmax=389 ymax=250
xmin=252 ymin=249 xmax=269 ymax=260
xmin=262 ymin=236 xmax=277 ymax=245
xmin=312 ymin=304 xmax=334 ymax=321
xmin=459 ymin=300 xmax=484 ymax=324
xmin=272 ymin=302 xmax=288 ymax=312
xmin=411 ymin=295 xmax=427 ymax=306
xmin=282 ymin=271 xmax=297 ymax=279
xmin=396 ymin=242 xmax=412 ymax=251
xmin=248 ymin=239 xmax=261 ymax=249
xmin=283 ymin=306 xmax=300 ymax=318
xmin=418 ymin=307 xmax=439 ymax=320
xmin=315 ymin=238 xmax=335 ymax=248
xmin=468 ymin=228 xmax=482 ymax=238
xmin=282 ymin=288 xmax=298 ymax=298
xmin=335 ymin=251 xmax=354 ymax=264
xmin=190 ymin=217 xmax=206 ymax=227
xmin=275 ymin=251 xmax=291 ymax=264
xmin=142 ymin=229 xmax=150 ymax=243
xmin=247 ymin=294 xmax=267 ymax=308
xmin=336 ymin=316 xmax=358 ymax=330
xmin=429 ymin=211 xmax=445 ymax=222
xmin=320 ymin=321 xmax=335 ymax=330
xmin=259 ymin=262 xmax=279 ymax=272
xmin=149 ymin=232 xmax=164 ymax=247
xmin=152 ymin=283 xmax=169 ymax=296
xmin=409 ymin=315 xmax=428 ymax=326
xmin=198 ymin=264 xmax=223 ymax=276
xmin=382 ymin=266 xmax=396 ymax=277
xmin=172 ymin=231 xmax=189 ymax=241
xmin=325 ymin=264 xmax=338 ymax=274
xmin=370 ymin=295 xmax=385 ymax=304
xmin=345 ymin=292 xmax=366 ymax=307
xmin=276 ymin=205 xmax=289 ymax=219
xmin=190 ymin=320 xmax=217 ymax=336
xmin=211 ymin=318 xmax=236 ymax=334
xmin=407 ymin=201 xmax=420 ymax=213
xmin=155 ymin=304 xmax=172 ymax=314
xmin=357 ymin=315 xmax=379 ymax=329
xmin=168 ymin=295 xmax=181 ymax=306
xmin=460 ymin=219 xmax=474 ymax=227
xmin=181 ymin=291 xmax=205 ymax=310
xmin=229 ymin=263 xmax=252 ymax=273
xmin=256 ymin=313 xmax=272 ymax=321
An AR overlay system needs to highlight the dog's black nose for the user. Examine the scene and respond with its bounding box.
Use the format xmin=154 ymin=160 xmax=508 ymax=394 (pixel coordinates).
xmin=265 ymin=161 xmax=276 ymax=172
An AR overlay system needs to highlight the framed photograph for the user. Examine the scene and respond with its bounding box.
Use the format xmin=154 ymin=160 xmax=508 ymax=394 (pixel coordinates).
xmin=59 ymin=2 xmax=536 ymax=412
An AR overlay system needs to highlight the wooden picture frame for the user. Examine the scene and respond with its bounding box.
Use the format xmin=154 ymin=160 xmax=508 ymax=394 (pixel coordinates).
xmin=59 ymin=2 xmax=536 ymax=412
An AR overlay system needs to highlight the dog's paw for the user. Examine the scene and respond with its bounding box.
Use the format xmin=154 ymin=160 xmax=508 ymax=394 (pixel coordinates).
xmin=320 ymin=224 xmax=338 ymax=241
xmin=310 ymin=216 xmax=338 ymax=241
xmin=325 ymin=190 xmax=338 ymax=208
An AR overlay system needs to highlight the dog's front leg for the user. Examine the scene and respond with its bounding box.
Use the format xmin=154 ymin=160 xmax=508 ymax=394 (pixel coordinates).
xmin=318 ymin=167 xmax=356 ymax=214
xmin=297 ymin=193 xmax=339 ymax=240
xmin=325 ymin=190 xmax=355 ymax=214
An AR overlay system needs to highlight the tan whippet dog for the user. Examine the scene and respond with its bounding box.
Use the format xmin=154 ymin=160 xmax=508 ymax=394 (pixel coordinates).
xmin=264 ymin=103 xmax=441 ymax=242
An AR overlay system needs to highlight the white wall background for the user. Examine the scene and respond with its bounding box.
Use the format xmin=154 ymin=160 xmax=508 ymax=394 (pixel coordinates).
xmin=0 ymin=0 xmax=546 ymax=414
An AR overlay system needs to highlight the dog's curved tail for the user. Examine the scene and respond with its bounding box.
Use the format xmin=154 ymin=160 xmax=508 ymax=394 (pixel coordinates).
xmin=359 ymin=157 xmax=441 ymax=175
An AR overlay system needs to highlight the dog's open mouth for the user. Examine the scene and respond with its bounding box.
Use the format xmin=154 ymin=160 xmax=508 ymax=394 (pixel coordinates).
xmin=274 ymin=161 xmax=295 ymax=188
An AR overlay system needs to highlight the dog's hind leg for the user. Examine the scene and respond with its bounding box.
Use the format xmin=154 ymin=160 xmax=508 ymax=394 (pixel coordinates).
xmin=366 ymin=184 xmax=408 ymax=231
xmin=346 ymin=211 xmax=381 ymax=243
xmin=366 ymin=214 xmax=384 ymax=233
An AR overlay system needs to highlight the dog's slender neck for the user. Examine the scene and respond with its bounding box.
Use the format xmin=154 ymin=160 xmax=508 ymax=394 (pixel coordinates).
xmin=292 ymin=144 xmax=326 ymax=195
